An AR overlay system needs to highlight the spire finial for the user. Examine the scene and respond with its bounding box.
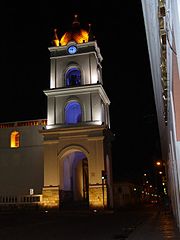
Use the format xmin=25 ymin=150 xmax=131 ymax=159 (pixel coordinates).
xmin=52 ymin=28 xmax=60 ymax=46
xmin=73 ymin=14 xmax=80 ymax=26
xmin=88 ymin=23 xmax=91 ymax=33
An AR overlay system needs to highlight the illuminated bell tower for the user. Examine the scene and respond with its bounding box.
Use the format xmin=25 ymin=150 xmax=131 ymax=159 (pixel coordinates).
xmin=41 ymin=15 xmax=113 ymax=209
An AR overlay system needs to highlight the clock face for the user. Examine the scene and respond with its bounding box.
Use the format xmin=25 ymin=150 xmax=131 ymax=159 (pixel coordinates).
xmin=68 ymin=45 xmax=77 ymax=54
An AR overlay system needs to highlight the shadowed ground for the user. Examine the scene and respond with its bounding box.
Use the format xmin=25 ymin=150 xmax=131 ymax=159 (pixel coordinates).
xmin=0 ymin=204 xmax=179 ymax=239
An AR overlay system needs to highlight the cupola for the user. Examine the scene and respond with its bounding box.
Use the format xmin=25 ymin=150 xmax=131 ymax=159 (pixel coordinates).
xmin=52 ymin=14 xmax=92 ymax=47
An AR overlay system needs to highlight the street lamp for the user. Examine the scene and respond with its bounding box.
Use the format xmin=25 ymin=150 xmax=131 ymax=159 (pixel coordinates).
xmin=155 ymin=161 xmax=161 ymax=166
xmin=154 ymin=160 xmax=167 ymax=201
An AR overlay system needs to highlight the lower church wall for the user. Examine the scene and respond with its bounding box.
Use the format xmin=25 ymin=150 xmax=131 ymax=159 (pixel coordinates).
xmin=0 ymin=124 xmax=44 ymax=198
xmin=0 ymin=147 xmax=44 ymax=196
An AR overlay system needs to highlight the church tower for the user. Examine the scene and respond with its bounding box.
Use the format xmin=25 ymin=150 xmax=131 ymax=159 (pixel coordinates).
xmin=40 ymin=15 xmax=113 ymax=209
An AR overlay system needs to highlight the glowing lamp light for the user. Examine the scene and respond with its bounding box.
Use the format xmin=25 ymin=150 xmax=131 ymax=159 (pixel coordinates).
xmin=156 ymin=161 xmax=161 ymax=166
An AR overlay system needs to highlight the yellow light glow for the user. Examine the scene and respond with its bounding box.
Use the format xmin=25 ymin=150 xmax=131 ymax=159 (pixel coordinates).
xmin=53 ymin=39 xmax=60 ymax=47
xmin=60 ymin=29 xmax=89 ymax=46
xmin=10 ymin=131 xmax=20 ymax=148
xmin=156 ymin=161 xmax=161 ymax=166
xmin=52 ymin=29 xmax=60 ymax=47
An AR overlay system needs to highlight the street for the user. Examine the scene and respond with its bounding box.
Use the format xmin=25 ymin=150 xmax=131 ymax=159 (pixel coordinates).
xmin=0 ymin=204 xmax=179 ymax=239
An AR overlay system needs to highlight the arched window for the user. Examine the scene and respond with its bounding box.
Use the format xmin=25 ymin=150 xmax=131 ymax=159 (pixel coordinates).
xmin=65 ymin=68 xmax=81 ymax=87
xmin=10 ymin=131 xmax=20 ymax=148
xmin=65 ymin=101 xmax=82 ymax=124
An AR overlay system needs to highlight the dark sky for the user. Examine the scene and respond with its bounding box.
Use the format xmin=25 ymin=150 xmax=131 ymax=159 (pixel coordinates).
xmin=0 ymin=4 xmax=162 ymax=183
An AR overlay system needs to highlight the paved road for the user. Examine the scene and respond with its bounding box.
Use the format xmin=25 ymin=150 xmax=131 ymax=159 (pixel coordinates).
xmin=128 ymin=205 xmax=180 ymax=240
xmin=0 ymin=205 xmax=179 ymax=239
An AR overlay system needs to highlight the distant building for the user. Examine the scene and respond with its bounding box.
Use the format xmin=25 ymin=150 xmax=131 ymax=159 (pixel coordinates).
xmin=141 ymin=0 xmax=180 ymax=229
xmin=0 ymin=15 xmax=114 ymax=210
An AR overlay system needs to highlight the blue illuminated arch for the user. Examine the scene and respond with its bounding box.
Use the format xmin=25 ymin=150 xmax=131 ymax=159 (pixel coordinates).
xmin=65 ymin=68 xmax=81 ymax=87
xmin=65 ymin=101 xmax=82 ymax=124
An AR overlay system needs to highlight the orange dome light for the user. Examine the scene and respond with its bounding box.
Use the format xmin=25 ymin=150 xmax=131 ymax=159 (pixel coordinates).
xmin=59 ymin=14 xmax=89 ymax=46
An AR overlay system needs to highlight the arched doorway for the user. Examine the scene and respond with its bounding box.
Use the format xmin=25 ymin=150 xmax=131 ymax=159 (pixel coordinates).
xmin=59 ymin=149 xmax=89 ymax=209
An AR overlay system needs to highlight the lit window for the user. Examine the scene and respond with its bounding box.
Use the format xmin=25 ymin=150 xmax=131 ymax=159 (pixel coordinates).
xmin=10 ymin=131 xmax=20 ymax=148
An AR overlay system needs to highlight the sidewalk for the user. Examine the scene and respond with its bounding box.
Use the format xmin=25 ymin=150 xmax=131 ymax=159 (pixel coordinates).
xmin=127 ymin=205 xmax=180 ymax=240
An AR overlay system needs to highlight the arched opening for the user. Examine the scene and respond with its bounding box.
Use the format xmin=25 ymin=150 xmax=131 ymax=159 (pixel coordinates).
xmin=65 ymin=68 xmax=81 ymax=87
xmin=60 ymin=150 xmax=89 ymax=209
xmin=65 ymin=101 xmax=82 ymax=124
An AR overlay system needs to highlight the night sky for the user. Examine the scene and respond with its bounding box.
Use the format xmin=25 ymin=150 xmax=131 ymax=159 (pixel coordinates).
xmin=0 ymin=4 xmax=162 ymax=183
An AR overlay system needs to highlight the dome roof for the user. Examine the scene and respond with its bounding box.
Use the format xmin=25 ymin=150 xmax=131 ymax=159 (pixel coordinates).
xmin=52 ymin=15 xmax=92 ymax=47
